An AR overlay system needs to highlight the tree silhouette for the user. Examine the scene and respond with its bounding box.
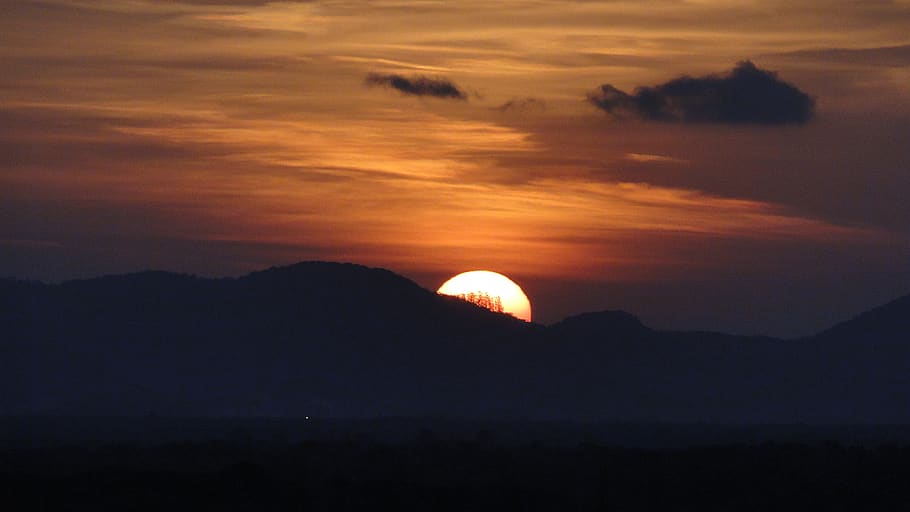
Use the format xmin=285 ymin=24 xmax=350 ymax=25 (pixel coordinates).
xmin=455 ymin=291 xmax=504 ymax=313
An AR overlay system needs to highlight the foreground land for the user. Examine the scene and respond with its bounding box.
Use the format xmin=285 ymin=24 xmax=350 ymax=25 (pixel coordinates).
xmin=4 ymin=430 xmax=910 ymax=511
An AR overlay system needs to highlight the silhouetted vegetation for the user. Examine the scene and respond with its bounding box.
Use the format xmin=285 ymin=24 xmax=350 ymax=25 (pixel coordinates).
xmin=4 ymin=436 xmax=910 ymax=511
xmin=454 ymin=291 xmax=504 ymax=313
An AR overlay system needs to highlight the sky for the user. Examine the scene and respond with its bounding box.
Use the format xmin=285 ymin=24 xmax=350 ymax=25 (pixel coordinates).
xmin=2 ymin=0 xmax=909 ymax=337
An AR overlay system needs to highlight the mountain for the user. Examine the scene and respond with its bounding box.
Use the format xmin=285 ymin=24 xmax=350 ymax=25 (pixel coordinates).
xmin=795 ymin=293 xmax=910 ymax=423
xmin=1 ymin=263 xmax=535 ymax=418
xmin=550 ymin=310 xmax=649 ymax=339
xmin=2 ymin=262 xmax=909 ymax=423
xmin=812 ymin=293 xmax=910 ymax=344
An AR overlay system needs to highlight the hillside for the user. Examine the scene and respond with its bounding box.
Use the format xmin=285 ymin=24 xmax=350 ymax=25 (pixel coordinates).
xmin=2 ymin=262 xmax=908 ymax=423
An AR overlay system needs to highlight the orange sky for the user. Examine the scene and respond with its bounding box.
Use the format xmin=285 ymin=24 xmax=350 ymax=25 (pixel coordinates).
xmin=2 ymin=0 xmax=909 ymax=335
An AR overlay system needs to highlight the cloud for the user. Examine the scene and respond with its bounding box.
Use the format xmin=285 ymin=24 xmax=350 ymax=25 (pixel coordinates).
xmin=625 ymin=153 xmax=687 ymax=164
xmin=365 ymin=73 xmax=467 ymax=100
xmin=497 ymin=97 xmax=546 ymax=113
xmin=588 ymin=61 xmax=815 ymax=124
xmin=771 ymin=45 xmax=910 ymax=67
xmin=170 ymin=1 xmax=312 ymax=5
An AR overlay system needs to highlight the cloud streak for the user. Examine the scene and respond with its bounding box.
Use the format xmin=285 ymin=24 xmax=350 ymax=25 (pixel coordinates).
xmin=497 ymin=97 xmax=546 ymax=113
xmin=365 ymin=73 xmax=467 ymax=100
xmin=588 ymin=61 xmax=815 ymax=125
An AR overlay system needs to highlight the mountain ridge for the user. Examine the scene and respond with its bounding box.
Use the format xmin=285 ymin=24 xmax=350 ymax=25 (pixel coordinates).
xmin=2 ymin=261 xmax=908 ymax=422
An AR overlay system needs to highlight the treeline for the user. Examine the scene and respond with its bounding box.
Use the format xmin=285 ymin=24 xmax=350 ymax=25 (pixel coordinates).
xmin=4 ymin=438 xmax=910 ymax=510
xmin=455 ymin=291 xmax=504 ymax=313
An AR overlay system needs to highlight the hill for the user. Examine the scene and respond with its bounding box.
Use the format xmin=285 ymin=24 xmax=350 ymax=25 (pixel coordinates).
xmin=2 ymin=262 xmax=908 ymax=423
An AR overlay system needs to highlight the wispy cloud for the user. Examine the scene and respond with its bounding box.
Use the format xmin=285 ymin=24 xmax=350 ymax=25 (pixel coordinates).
xmin=770 ymin=44 xmax=910 ymax=67
xmin=624 ymin=153 xmax=686 ymax=164
xmin=497 ymin=97 xmax=546 ymax=113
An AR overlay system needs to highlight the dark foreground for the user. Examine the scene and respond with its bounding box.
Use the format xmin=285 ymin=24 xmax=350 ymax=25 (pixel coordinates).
xmin=4 ymin=433 xmax=910 ymax=510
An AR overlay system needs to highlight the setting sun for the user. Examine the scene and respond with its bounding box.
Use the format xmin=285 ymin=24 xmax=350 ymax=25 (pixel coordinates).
xmin=437 ymin=270 xmax=532 ymax=322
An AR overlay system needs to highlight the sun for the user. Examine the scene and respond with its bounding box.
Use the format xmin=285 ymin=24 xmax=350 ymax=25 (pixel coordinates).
xmin=437 ymin=270 xmax=532 ymax=322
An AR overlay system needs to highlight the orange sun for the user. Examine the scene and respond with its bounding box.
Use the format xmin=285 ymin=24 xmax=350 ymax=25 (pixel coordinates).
xmin=437 ymin=270 xmax=532 ymax=322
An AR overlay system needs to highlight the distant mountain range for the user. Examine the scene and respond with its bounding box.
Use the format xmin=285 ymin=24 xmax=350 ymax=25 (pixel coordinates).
xmin=2 ymin=262 xmax=908 ymax=423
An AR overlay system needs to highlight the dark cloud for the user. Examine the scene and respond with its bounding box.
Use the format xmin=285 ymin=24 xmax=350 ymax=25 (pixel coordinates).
xmin=365 ymin=73 xmax=467 ymax=100
xmin=588 ymin=61 xmax=815 ymax=124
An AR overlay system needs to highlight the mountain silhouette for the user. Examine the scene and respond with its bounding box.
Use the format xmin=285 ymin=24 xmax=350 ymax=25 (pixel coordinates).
xmin=550 ymin=310 xmax=650 ymax=339
xmin=2 ymin=261 xmax=908 ymax=423
xmin=812 ymin=293 xmax=910 ymax=344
